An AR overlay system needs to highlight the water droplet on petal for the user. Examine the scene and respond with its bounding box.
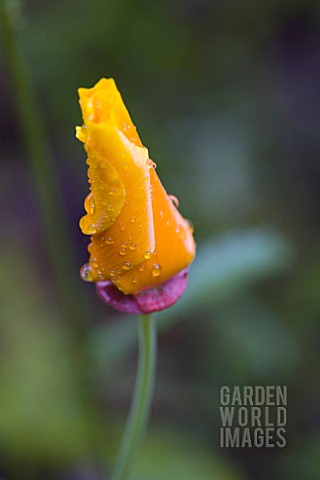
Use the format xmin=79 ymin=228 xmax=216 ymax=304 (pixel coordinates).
xmin=84 ymin=192 xmax=95 ymax=215
xmin=169 ymin=195 xmax=179 ymax=208
xmin=92 ymin=257 xmax=99 ymax=268
xmin=138 ymin=264 xmax=145 ymax=272
xmin=123 ymin=262 xmax=132 ymax=270
xmin=120 ymin=224 xmax=126 ymax=232
xmin=80 ymin=263 xmax=94 ymax=282
xmin=187 ymin=219 xmax=195 ymax=233
xmin=132 ymin=277 xmax=139 ymax=285
xmin=144 ymin=251 xmax=152 ymax=260
xmin=108 ymin=188 xmax=116 ymax=196
xmin=106 ymin=236 xmax=114 ymax=245
xmin=151 ymin=264 xmax=162 ymax=277
xmin=176 ymin=225 xmax=186 ymax=240
xmin=130 ymin=216 xmax=135 ymax=223
xmin=148 ymin=159 xmax=157 ymax=169
xmin=119 ymin=248 xmax=126 ymax=256
xmin=89 ymin=198 xmax=95 ymax=215
xmin=130 ymin=243 xmax=136 ymax=250
xmin=87 ymin=224 xmax=97 ymax=234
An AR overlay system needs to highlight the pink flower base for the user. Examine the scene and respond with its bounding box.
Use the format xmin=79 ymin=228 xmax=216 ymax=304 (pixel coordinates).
xmin=96 ymin=268 xmax=189 ymax=314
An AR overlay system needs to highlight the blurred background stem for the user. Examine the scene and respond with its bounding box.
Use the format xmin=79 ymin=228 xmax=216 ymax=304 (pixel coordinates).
xmin=0 ymin=0 xmax=88 ymax=331
xmin=111 ymin=314 xmax=157 ymax=480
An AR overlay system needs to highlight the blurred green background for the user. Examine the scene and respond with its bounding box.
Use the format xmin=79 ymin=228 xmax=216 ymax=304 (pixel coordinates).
xmin=0 ymin=0 xmax=320 ymax=479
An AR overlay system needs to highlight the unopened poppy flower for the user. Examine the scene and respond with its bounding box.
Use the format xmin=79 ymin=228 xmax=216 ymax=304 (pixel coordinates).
xmin=77 ymin=78 xmax=195 ymax=314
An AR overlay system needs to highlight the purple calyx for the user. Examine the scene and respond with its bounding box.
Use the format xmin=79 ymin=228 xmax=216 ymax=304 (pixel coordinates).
xmin=96 ymin=268 xmax=189 ymax=314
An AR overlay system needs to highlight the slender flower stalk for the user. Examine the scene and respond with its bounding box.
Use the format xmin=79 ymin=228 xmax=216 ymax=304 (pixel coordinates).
xmin=111 ymin=314 xmax=157 ymax=480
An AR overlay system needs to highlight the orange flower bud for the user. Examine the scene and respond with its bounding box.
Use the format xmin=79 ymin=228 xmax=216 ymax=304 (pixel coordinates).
xmin=77 ymin=78 xmax=196 ymax=312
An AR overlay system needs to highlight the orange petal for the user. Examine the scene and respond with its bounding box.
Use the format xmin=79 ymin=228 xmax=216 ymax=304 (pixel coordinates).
xmin=113 ymin=167 xmax=196 ymax=294
xmin=78 ymin=78 xmax=142 ymax=147
xmin=77 ymin=78 xmax=196 ymax=290
xmin=78 ymin=126 xmax=155 ymax=281
xmin=79 ymin=149 xmax=125 ymax=235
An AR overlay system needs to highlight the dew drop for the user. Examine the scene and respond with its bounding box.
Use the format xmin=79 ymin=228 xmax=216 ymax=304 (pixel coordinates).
xmin=166 ymin=221 xmax=171 ymax=228
xmin=108 ymin=188 xmax=116 ymax=196
xmin=119 ymin=248 xmax=127 ymax=256
xmin=123 ymin=262 xmax=132 ymax=270
xmin=151 ymin=264 xmax=162 ymax=277
xmin=107 ymin=205 xmax=113 ymax=212
xmin=120 ymin=224 xmax=126 ymax=232
xmin=92 ymin=257 xmax=99 ymax=268
xmin=84 ymin=193 xmax=95 ymax=215
xmin=80 ymin=263 xmax=94 ymax=282
xmin=138 ymin=264 xmax=145 ymax=272
xmin=87 ymin=224 xmax=97 ymax=234
xmin=148 ymin=159 xmax=157 ymax=169
xmin=129 ymin=243 xmax=136 ymax=250
xmin=132 ymin=277 xmax=139 ymax=285
xmin=169 ymin=195 xmax=179 ymax=208
xmin=122 ymin=242 xmax=128 ymax=248
xmin=106 ymin=236 xmax=114 ymax=245
xmin=89 ymin=197 xmax=95 ymax=215
xmin=176 ymin=225 xmax=186 ymax=240
xmin=187 ymin=219 xmax=195 ymax=233
xmin=110 ymin=269 xmax=116 ymax=277
xmin=144 ymin=251 xmax=152 ymax=260
xmin=130 ymin=216 xmax=135 ymax=223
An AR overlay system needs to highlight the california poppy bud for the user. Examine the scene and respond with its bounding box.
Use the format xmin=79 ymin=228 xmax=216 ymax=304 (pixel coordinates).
xmin=76 ymin=78 xmax=196 ymax=313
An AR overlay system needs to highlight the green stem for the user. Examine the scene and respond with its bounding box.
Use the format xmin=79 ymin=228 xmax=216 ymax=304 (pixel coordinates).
xmin=111 ymin=314 xmax=157 ymax=480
